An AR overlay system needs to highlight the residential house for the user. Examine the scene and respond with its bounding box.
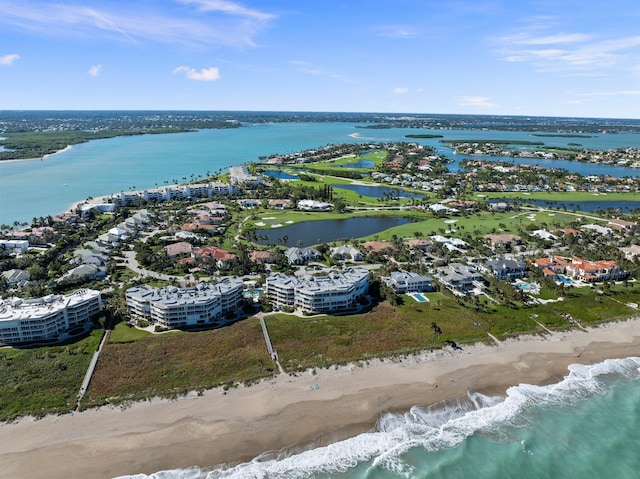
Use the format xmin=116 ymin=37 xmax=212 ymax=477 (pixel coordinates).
xmin=435 ymin=263 xmax=485 ymax=295
xmin=268 ymin=199 xmax=292 ymax=210
xmin=607 ymin=219 xmax=636 ymax=232
xmin=330 ymin=245 xmax=363 ymax=262
xmin=404 ymin=239 xmax=432 ymax=252
xmin=192 ymin=246 xmax=237 ymax=269
xmin=249 ymin=250 xmax=277 ymax=265
xmin=479 ymin=258 xmax=526 ymax=281
xmin=164 ymin=242 xmax=193 ymax=258
xmin=59 ymin=264 xmax=106 ymax=283
xmin=483 ymin=234 xmax=522 ymax=250
xmin=621 ymin=245 xmax=640 ymax=261
xmin=285 ymin=247 xmax=322 ymax=265
xmin=1 ymin=269 xmax=30 ymax=288
xmin=0 ymin=239 xmax=29 ymax=254
xmin=384 ymin=271 xmax=433 ymax=293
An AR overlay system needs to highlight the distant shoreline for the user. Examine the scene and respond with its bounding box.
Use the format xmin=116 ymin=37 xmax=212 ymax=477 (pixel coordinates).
xmin=0 ymin=144 xmax=73 ymax=163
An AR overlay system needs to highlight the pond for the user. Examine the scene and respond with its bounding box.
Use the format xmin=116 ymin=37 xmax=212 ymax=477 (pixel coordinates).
xmin=331 ymin=183 xmax=425 ymax=199
xmin=253 ymin=216 xmax=414 ymax=246
xmin=262 ymin=170 xmax=299 ymax=180
xmin=339 ymin=159 xmax=374 ymax=169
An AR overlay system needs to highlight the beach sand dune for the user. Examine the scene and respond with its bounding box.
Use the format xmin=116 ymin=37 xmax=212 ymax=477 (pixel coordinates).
xmin=0 ymin=319 xmax=638 ymax=478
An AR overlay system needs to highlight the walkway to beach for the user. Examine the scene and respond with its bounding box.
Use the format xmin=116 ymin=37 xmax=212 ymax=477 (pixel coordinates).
xmin=76 ymin=329 xmax=110 ymax=410
xmin=255 ymin=312 xmax=286 ymax=374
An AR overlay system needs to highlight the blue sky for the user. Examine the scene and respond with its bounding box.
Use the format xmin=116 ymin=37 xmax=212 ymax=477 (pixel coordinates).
xmin=1 ymin=0 xmax=640 ymax=118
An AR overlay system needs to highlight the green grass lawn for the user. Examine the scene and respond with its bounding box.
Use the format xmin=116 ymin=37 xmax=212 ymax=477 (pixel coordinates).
xmin=109 ymin=322 xmax=153 ymax=343
xmin=474 ymin=191 xmax=640 ymax=203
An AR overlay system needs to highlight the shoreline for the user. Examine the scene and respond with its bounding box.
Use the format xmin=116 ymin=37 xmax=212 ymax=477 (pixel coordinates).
xmin=0 ymin=144 xmax=73 ymax=164
xmin=0 ymin=318 xmax=639 ymax=478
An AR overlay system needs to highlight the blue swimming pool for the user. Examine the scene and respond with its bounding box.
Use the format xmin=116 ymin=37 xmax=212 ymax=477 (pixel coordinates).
xmin=556 ymin=275 xmax=573 ymax=285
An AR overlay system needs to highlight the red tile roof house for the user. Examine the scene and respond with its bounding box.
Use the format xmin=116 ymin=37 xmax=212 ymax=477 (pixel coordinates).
xmin=531 ymin=256 xmax=571 ymax=278
xmin=249 ymin=250 xmax=277 ymax=264
xmin=361 ymin=241 xmax=397 ymax=254
xmin=607 ymin=219 xmax=637 ymax=232
xmin=565 ymin=258 xmax=627 ymax=282
xmin=533 ymin=256 xmax=626 ymax=282
xmin=180 ymin=222 xmax=218 ymax=234
xmin=192 ymin=246 xmax=237 ymax=269
xmin=164 ymin=241 xmax=193 ymax=259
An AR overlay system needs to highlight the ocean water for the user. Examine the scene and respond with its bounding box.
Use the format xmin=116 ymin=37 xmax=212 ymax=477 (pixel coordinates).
xmin=2 ymin=123 xmax=640 ymax=226
xmin=119 ymin=357 xmax=640 ymax=479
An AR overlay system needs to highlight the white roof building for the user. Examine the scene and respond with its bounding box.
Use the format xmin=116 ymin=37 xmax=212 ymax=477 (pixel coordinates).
xmin=0 ymin=289 xmax=101 ymax=344
xmin=125 ymin=278 xmax=244 ymax=329
xmin=266 ymin=268 xmax=369 ymax=314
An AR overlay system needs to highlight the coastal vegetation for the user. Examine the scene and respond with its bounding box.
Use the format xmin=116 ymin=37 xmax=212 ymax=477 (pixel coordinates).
xmin=0 ymin=329 xmax=103 ymax=422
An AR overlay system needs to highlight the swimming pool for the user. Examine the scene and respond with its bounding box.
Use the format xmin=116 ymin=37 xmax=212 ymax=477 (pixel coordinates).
xmin=410 ymin=293 xmax=430 ymax=302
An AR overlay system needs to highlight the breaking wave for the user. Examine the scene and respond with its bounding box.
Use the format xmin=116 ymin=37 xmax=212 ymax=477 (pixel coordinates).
xmin=115 ymin=357 xmax=640 ymax=479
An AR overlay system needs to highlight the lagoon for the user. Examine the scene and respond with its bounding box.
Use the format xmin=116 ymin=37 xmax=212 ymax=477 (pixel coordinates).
xmin=1 ymin=122 xmax=640 ymax=225
xmin=254 ymin=216 xmax=413 ymax=246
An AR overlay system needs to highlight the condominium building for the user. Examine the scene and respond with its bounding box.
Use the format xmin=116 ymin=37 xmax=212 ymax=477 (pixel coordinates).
xmin=125 ymin=278 xmax=244 ymax=329
xmin=0 ymin=289 xmax=101 ymax=344
xmin=266 ymin=268 xmax=369 ymax=314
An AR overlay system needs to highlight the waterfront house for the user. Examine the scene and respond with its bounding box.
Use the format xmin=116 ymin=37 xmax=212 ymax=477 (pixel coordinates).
xmin=384 ymin=271 xmax=433 ymax=294
xmin=478 ymin=258 xmax=526 ymax=281
xmin=297 ymin=199 xmax=332 ymax=211
xmin=330 ymin=245 xmax=363 ymax=262
xmin=268 ymin=199 xmax=292 ymax=210
xmin=435 ymin=263 xmax=485 ymax=295
xmin=285 ymin=247 xmax=322 ymax=265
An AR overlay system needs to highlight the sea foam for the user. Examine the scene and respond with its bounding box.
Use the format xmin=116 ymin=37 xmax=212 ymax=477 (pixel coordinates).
xmin=115 ymin=357 xmax=640 ymax=479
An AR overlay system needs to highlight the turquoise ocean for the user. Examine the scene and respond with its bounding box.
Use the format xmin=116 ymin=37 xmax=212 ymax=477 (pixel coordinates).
xmin=1 ymin=122 xmax=640 ymax=226
xmin=120 ymin=358 xmax=640 ymax=479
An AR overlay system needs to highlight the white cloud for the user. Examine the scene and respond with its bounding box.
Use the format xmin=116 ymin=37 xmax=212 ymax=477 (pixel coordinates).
xmin=457 ymin=96 xmax=496 ymax=108
xmin=495 ymin=22 xmax=640 ymax=74
xmin=392 ymin=87 xmax=409 ymax=94
xmin=173 ymin=65 xmax=221 ymax=81
xmin=507 ymin=32 xmax=591 ymax=45
xmin=0 ymin=53 xmax=20 ymax=66
xmin=374 ymin=25 xmax=420 ymax=39
xmin=87 ymin=64 xmax=102 ymax=77
xmin=0 ymin=1 xmax=275 ymax=48
xmin=178 ymin=0 xmax=275 ymax=21
xmin=292 ymin=61 xmax=353 ymax=84
xmin=578 ymin=90 xmax=640 ymax=97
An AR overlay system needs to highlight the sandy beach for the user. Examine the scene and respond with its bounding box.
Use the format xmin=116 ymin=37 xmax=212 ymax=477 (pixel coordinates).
xmin=0 ymin=318 xmax=639 ymax=478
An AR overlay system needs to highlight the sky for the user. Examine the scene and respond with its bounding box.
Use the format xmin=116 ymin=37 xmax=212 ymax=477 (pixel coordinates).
xmin=1 ymin=0 xmax=640 ymax=118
